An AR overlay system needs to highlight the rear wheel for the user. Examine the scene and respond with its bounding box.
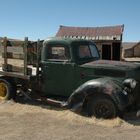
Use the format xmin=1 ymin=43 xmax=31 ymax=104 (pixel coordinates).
xmin=87 ymin=95 xmax=117 ymax=119
xmin=0 ymin=79 xmax=16 ymax=100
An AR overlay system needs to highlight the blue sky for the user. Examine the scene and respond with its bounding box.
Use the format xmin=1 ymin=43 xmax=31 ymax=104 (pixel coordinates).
xmin=0 ymin=0 xmax=140 ymax=41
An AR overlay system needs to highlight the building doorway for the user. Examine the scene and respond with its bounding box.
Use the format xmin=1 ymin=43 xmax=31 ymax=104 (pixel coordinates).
xmin=102 ymin=44 xmax=111 ymax=60
xmin=112 ymin=43 xmax=121 ymax=61
xmin=102 ymin=43 xmax=121 ymax=60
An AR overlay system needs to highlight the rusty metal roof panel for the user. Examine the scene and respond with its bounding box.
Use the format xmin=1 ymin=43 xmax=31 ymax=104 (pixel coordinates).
xmin=56 ymin=25 xmax=124 ymax=40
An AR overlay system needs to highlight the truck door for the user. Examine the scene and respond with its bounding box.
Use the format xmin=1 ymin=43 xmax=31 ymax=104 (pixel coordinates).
xmin=41 ymin=44 xmax=75 ymax=97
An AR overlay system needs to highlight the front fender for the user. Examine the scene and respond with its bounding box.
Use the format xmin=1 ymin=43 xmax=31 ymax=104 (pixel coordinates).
xmin=66 ymin=78 xmax=131 ymax=112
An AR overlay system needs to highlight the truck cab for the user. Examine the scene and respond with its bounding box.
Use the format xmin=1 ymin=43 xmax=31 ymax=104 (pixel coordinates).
xmin=40 ymin=38 xmax=100 ymax=97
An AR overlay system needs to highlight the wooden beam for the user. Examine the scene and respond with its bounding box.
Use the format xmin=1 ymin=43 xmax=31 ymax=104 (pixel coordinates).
xmin=36 ymin=39 xmax=40 ymax=77
xmin=24 ymin=37 xmax=28 ymax=75
xmin=3 ymin=37 xmax=8 ymax=71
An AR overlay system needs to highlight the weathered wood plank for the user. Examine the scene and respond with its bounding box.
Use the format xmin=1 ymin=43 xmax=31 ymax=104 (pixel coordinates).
xmin=24 ymin=37 xmax=28 ymax=75
xmin=0 ymin=46 xmax=23 ymax=53
xmin=3 ymin=37 xmax=8 ymax=71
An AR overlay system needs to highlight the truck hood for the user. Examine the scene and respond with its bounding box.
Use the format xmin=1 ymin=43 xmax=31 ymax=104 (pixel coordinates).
xmin=82 ymin=60 xmax=140 ymax=78
xmin=82 ymin=60 xmax=140 ymax=70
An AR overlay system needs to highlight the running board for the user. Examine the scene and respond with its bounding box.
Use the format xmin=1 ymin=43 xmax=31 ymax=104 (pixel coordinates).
xmin=19 ymin=89 xmax=68 ymax=108
xmin=43 ymin=98 xmax=68 ymax=108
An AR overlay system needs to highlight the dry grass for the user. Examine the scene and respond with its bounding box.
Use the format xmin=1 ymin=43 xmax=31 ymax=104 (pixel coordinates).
xmin=0 ymin=100 xmax=140 ymax=140
xmin=49 ymin=107 xmax=124 ymax=127
xmin=0 ymin=100 xmax=133 ymax=128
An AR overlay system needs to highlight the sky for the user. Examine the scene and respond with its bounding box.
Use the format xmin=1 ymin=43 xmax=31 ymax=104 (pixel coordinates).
xmin=0 ymin=0 xmax=140 ymax=42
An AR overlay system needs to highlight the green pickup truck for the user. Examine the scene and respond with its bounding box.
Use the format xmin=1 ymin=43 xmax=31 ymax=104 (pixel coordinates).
xmin=0 ymin=37 xmax=140 ymax=119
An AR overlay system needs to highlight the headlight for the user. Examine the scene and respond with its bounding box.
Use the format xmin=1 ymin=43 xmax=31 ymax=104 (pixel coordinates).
xmin=123 ymin=78 xmax=137 ymax=89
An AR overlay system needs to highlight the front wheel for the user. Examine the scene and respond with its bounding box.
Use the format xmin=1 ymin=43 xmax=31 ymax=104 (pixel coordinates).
xmin=87 ymin=95 xmax=117 ymax=119
xmin=0 ymin=79 xmax=16 ymax=101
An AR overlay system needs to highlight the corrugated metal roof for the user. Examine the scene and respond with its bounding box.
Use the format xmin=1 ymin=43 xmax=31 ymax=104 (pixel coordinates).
xmin=56 ymin=25 xmax=124 ymax=40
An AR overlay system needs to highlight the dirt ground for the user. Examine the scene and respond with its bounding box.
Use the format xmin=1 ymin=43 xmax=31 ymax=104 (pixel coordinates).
xmin=0 ymin=99 xmax=140 ymax=140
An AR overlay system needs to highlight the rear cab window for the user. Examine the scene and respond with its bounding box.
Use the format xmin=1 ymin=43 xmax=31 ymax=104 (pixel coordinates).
xmin=46 ymin=44 xmax=70 ymax=61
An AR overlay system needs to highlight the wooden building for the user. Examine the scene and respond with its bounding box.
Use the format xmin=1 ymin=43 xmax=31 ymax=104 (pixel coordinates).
xmin=122 ymin=42 xmax=140 ymax=58
xmin=56 ymin=25 xmax=124 ymax=61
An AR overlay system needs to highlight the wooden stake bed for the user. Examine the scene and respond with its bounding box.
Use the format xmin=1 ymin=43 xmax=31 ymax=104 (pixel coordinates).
xmin=0 ymin=37 xmax=33 ymax=80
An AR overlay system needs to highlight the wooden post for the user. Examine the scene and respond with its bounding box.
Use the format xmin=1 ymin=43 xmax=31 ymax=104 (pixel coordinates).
xmin=36 ymin=39 xmax=40 ymax=77
xmin=111 ymin=44 xmax=113 ymax=60
xmin=3 ymin=37 xmax=8 ymax=71
xmin=24 ymin=37 xmax=28 ymax=75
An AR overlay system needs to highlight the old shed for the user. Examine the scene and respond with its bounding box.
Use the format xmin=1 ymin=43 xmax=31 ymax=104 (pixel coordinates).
xmin=122 ymin=42 xmax=140 ymax=58
xmin=56 ymin=25 xmax=124 ymax=61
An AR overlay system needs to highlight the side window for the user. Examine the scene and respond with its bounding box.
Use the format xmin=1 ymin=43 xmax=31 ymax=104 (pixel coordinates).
xmin=48 ymin=46 xmax=70 ymax=60
xmin=78 ymin=45 xmax=92 ymax=58
xmin=89 ymin=44 xmax=100 ymax=58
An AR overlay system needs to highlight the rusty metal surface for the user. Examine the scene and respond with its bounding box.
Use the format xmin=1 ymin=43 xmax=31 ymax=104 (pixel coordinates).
xmin=56 ymin=25 xmax=124 ymax=40
xmin=83 ymin=60 xmax=140 ymax=69
xmin=65 ymin=78 xmax=131 ymax=112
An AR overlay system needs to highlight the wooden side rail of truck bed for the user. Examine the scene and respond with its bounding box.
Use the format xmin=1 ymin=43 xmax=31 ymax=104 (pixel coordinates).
xmin=0 ymin=37 xmax=42 ymax=79
xmin=1 ymin=37 xmax=28 ymax=75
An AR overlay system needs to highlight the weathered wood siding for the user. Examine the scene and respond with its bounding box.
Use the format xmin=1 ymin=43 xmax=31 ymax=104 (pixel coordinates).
xmin=134 ymin=44 xmax=140 ymax=57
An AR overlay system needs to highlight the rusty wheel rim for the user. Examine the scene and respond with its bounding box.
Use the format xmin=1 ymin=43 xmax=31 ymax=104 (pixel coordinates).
xmin=0 ymin=82 xmax=7 ymax=100
xmin=94 ymin=103 xmax=112 ymax=118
